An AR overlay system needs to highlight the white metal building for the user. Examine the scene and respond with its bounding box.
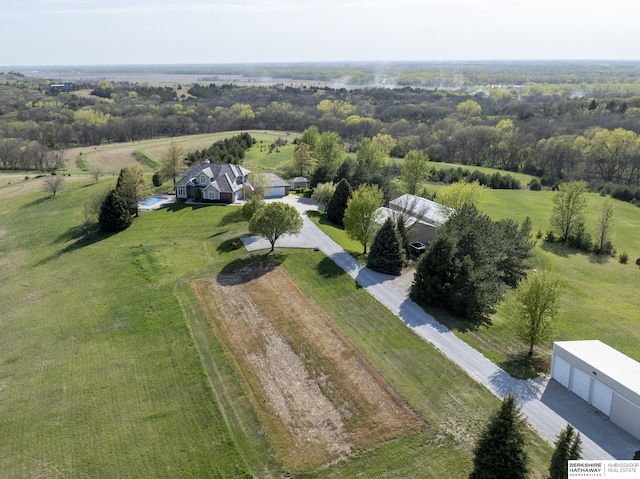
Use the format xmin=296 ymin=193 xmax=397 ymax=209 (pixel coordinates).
xmin=551 ymin=340 xmax=640 ymax=440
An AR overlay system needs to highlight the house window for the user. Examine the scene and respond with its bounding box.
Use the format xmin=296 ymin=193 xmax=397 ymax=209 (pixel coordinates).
xmin=177 ymin=186 xmax=186 ymax=197
xmin=208 ymin=190 xmax=218 ymax=200
xmin=199 ymin=175 xmax=206 ymax=184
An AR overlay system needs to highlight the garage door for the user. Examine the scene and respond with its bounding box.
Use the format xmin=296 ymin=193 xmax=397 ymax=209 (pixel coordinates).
xmin=551 ymin=356 xmax=571 ymax=388
xmin=264 ymin=187 xmax=286 ymax=198
xmin=570 ymin=369 xmax=591 ymax=402
xmin=591 ymin=380 xmax=613 ymax=416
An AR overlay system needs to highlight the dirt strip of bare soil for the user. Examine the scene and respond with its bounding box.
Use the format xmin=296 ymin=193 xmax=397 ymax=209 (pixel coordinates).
xmin=192 ymin=264 xmax=423 ymax=472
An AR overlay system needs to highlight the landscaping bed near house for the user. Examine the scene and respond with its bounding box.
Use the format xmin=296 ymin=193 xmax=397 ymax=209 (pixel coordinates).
xmin=192 ymin=265 xmax=423 ymax=473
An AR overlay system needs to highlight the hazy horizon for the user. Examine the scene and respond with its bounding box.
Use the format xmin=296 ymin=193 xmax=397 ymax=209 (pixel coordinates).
xmin=2 ymin=0 xmax=639 ymax=67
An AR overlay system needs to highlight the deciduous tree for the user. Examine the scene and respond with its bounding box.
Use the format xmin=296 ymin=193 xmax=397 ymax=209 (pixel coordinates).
xmin=593 ymin=198 xmax=615 ymax=254
xmin=470 ymin=394 xmax=529 ymax=479
xmin=160 ymin=140 xmax=186 ymax=185
xmin=311 ymin=132 xmax=344 ymax=186
xmin=435 ymin=180 xmax=485 ymax=218
xmin=311 ymin=181 xmax=336 ymax=209
xmin=514 ymin=271 xmax=565 ymax=356
xmin=248 ymin=202 xmax=303 ymax=253
xmin=550 ymin=181 xmax=588 ymax=242
xmin=400 ymin=150 xmax=430 ymax=195
xmin=343 ymin=184 xmax=384 ymax=254
xmin=42 ymin=175 xmax=64 ymax=197
xmin=292 ymin=142 xmax=316 ymax=177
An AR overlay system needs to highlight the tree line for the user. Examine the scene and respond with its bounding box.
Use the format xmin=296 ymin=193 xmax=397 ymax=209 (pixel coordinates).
xmin=2 ymin=67 xmax=640 ymax=189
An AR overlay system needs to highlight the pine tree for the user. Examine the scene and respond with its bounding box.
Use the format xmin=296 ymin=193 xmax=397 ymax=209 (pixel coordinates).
xmin=99 ymin=189 xmax=132 ymax=232
xmin=396 ymin=214 xmax=411 ymax=262
xmin=326 ymin=178 xmax=352 ymax=226
xmin=470 ymin=394 xmax=529 ymax=479
xmin=368 ymin=218 xmax=405 ymax=275
xmin=549 ymin=424 xmax=582 ymax=479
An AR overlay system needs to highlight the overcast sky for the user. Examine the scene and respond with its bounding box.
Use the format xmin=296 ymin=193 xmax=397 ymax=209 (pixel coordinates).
xmin=2 ymin=0 xmax=638 ymax=66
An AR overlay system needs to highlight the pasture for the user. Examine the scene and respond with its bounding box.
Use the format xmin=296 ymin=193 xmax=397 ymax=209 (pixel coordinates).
xmin=0 ymin=166 xmax=553 ymax=477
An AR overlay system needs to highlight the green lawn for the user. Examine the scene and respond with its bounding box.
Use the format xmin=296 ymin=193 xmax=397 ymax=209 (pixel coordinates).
xmin=311 ymin=187 xmax=640 ymax=379
xmin=0 ymin=177 xmax=553 ymax=478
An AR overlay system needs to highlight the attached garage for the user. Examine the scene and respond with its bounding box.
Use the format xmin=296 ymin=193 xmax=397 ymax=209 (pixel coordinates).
xmin=551 ymin=340 xmax=640 ymax=440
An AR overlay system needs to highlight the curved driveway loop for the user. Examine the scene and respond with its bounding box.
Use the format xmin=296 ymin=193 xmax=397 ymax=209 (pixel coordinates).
xmin=242 ymin=195 xmax=640 ymax=459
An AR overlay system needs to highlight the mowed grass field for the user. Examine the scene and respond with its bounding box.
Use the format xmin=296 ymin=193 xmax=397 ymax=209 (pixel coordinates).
xmin=314 ymin=183 xmax=640 ymax=379
xmin=62 ymin=130 xmax=300 ymax=177
xmin=0 ymin=169 xmax=553 ymax=476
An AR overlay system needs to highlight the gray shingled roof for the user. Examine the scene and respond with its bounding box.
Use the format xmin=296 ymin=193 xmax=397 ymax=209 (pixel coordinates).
xmin=175 ymin=162 xmax=250 ymax=193
xmin=265 ymin=172 xmax=289 ymax=188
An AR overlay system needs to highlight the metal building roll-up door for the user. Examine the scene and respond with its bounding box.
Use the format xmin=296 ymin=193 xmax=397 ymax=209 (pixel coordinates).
xmin=610 ymin=393 xmax=640 ymax=440
xmin=551 ymin=356 xmax=571 ymax=388
xmin=591 ymin=380 xmax=613 ymax=415
xmin=571 ymin=369 xmax=591 ymax=402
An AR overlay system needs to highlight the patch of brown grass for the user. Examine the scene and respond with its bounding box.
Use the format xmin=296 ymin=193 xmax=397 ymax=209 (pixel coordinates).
xmin=192 ymin=265 xmax=423 ymax=473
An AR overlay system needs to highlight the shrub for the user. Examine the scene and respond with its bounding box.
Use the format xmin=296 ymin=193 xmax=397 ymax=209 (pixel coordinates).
xmin=529 ymin=177 xmax=542 ymax=191
xmin=619 ymin=252 xmax=629 ymax=264
xmin=536 ymin=228 xmax=543 ymax=239
xmin=635 ymin=257 xmax=640 ymax=267
xmin=152 ymin=171 xmax=163 ymax=187
xmin=545 ymin=230 xmax=556 ymax=242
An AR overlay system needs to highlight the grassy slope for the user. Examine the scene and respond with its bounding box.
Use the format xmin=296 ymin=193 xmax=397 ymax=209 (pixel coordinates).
xmin=0 ymin=177 xmax=552 ymax=478
xmin=59 ymin=130 xmax=300 ymax=176
xmin=0 ymin=181 xmax=255 ymax=478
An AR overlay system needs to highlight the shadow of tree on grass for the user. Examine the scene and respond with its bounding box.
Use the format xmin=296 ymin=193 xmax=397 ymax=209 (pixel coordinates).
xmin=36 ymin=226 xmax=115 ymax=266
xmin=316 ymin=256 xmax=346 ymax=279
xmin=499 ymin=353 xmax=551 ymax=380
xmin=218 ymin=252 xmax=286 ymax=282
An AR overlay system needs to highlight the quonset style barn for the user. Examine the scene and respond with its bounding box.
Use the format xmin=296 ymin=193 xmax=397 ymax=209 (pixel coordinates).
xmin=551 ymin=340 xmax=640 ymax=440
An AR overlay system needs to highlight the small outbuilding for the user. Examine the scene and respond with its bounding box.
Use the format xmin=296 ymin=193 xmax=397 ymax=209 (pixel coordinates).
xmin=551 ymin=340 xmax=640 ymax=440
xmin=290 ymin=176 xmax=308 ymax=190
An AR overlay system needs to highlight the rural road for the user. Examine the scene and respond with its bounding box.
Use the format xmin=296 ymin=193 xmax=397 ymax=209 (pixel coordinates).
xmin=242 ymin=195 xmax=640 ymax=460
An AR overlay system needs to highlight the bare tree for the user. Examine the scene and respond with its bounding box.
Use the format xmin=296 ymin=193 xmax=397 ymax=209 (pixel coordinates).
xmin=160 ymin=140 xmax=186 ymax=184
xmin=593 ymin=198 xmax=615 ymax=254
xmin=42 ymin=175 xmax=65 ymax=197
xmin=91 ymin=167 xmax=103 ymax=183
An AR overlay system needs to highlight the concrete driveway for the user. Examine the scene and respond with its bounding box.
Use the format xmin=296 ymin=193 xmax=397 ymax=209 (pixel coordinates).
xmin=241 ymin=195 xmax=640 ymax=459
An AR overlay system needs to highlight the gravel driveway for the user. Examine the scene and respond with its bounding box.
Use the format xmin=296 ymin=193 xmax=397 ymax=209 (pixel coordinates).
xmin=242 ymin=195 xmax=640 ymax=459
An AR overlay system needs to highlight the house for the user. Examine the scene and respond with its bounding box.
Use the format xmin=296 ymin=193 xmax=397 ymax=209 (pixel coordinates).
xmin=290 ymin=176 xmax=309 ymax=190
xmin=551 ymin=340 xmax=640 ymax=440
xmin=175 ymin=161 xmax=250 ymax=204
xmin=381 ymin=194 xmax=453 ymax=244
xmin=263 ymin=172 xmax=290 ymax=198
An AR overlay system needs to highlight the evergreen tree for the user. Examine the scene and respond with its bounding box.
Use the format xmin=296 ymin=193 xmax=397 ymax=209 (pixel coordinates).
xmin=549 ymin=424 xmax=582 ymax=479
xmin=411 ymin=204 xmax=506 ymax=320
xmin=99 ymin=189 xmax=132 ymax=232
xmin=411 ymin=204 xmax=535 ymax=320
xmin=470 ymin=394 xmax=529 ymax=479
xmin=326 ymin=178 xmax=352 ymax=226
xmin=396 ymin=214 xmax=411 ymax=262
xmin=367 ymin=218 xmax=405 ymax=275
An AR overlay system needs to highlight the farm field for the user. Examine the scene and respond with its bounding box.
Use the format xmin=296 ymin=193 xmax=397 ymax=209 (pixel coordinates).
xmin=0 ymin=167 xmax=553 ymax=477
